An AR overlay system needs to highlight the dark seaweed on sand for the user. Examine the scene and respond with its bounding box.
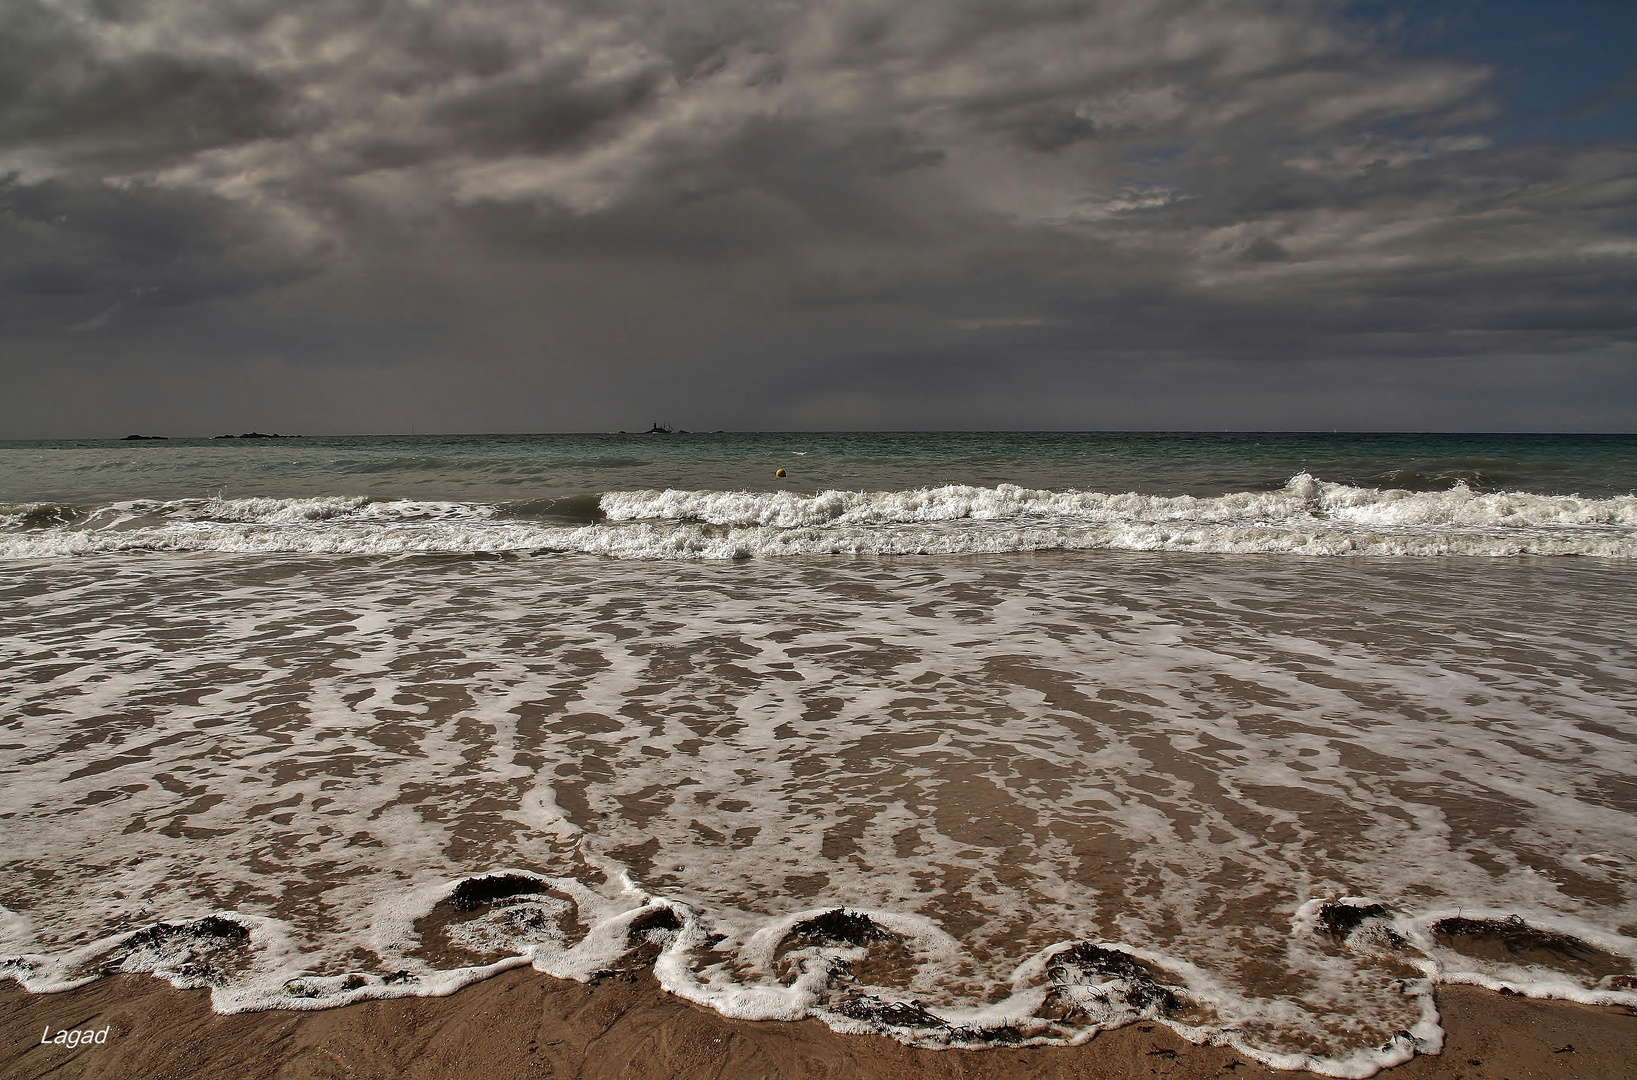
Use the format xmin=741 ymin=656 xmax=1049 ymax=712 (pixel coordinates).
xmin=1432 ymin=915 xmax=1601 ymax=964
xmin=1315 ymin=901 xmax=1393 ymax=938
xmin=831 ymin=992 xmax=947 ymax=1030
xmin=173 ymin=960 xmax=226 ymax=985
xmin=124 ymin=915 xmax=249 ymax=950
xmin=1048 ymin=943 xmax=1183 ymax=1015
xmin=448 ymin=874 xmax=547 ymax=912
xmin=789 ymin=909 xmax=894 ymax=948
xmin=949 ymin=1022 xmax=1026 ymax=1044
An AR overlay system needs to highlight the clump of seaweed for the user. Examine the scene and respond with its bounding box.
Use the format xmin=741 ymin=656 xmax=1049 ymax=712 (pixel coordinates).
xmin=99 ymin=916 xmax=252 ymax=985
xmin=1312 ymin=900 xmax=1408 ymax=950
xmin=1431 ymin=914 xmax=1619 ymax=976
xmin=1316 ymin=901 xmax=1392 ymax=938
xmin=789 ymin=909 xmax=895 ymax=949
xmin=124 ymin=915 xmax=248 ymax=950
xmin=947 ymin=1022 xmax=1026 ymax=1044
xmin=448 ymin=874 xmax=547 ymax=912
xmin=831 ymin=992 xmax=947 ymax=1030
xmin=173 ymin=961 xmax=224 ymax=985
xmin=1434 ymin=914 xmax=1579 ymax=951
xmin=1047 ymin=943 xmax=1183 ymax=1015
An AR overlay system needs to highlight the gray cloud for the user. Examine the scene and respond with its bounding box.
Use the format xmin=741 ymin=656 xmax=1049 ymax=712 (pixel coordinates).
xmin=0 ymin=174 xmax=329 ymax=337
xmin=0 ymin=0 xmax=1632 ymax=436
xmin=0 ymin=1 xmax=290 ymax=174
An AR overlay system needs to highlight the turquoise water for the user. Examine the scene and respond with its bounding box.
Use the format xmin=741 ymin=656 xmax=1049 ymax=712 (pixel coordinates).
xmin=3 ymin=432 xmax=1634 ymax=506
xmin=3 ymin=432 xmax=1634 ymax=560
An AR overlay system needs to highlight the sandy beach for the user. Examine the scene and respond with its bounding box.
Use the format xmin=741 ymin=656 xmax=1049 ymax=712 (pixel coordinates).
xmin=3 ymin=969 xmax=1633 ymax=1080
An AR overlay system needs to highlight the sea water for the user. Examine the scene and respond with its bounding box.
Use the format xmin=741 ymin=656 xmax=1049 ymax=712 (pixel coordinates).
xmin=1 ymin=433 xmax=1634 ymax=1077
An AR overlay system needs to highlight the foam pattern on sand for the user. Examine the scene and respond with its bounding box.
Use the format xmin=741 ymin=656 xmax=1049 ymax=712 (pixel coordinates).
xmin=3 ymin=475 xmax=1635 ymax=558
xmin=2 ymin=553 xmax=1635 ymax=1077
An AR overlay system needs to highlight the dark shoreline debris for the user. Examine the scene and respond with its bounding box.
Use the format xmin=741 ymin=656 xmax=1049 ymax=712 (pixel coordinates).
xmin=124 ymin=915 xmax=249 ymax=950
xmin=789 ymin=909 xmax=895 ymax=948
xmin=950 ymin=1022 xmax=1025 ymax=1044
xmin=105 ymin=916 xmax=250 ymax=982
xmin=448 ymin=874 xmax=547 ymax=912
xmin=1315 ymin=901 xmax=1393 ymax=938
xmin=831 ymin=993 xmax=946 ymax=1030
xmin=1047 ymin=943 xmax=1183 ymax=1015
xmin=173 ymin=961 xmax=224 ymax=985
xmin=1432 ymin=915 xmax=1599 ymax=963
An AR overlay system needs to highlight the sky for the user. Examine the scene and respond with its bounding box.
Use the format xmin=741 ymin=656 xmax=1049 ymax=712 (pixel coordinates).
xmin=2 ymin=0 xmax=1634 ymax=436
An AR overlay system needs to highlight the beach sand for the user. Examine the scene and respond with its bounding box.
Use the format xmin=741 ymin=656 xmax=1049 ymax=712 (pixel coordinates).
xmin=3 ymin=970 xmax=1631 ymax=1080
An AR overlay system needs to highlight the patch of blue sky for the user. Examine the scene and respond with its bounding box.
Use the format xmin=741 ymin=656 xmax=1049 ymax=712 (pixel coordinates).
xmin=1344 ymin=0 xmax=1637 ymax=144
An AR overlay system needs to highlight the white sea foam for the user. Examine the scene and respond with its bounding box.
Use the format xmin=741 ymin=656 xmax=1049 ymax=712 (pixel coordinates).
xmin=2 ymin=552 xmax=1634 ymax=1075
xmin=1 ymin=476 xmax=1633 ymax=559
xmin=600 ymin=475 xmax=1637 ymax=530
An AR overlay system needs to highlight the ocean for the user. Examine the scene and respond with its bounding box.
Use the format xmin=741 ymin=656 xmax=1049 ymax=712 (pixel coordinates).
xmin=2 ymin=432 xmax=1634 ymax=1077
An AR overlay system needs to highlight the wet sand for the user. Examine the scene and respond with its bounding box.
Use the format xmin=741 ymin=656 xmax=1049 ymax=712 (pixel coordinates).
xmin=3 ymin=971 xmax=1632 ymax=1080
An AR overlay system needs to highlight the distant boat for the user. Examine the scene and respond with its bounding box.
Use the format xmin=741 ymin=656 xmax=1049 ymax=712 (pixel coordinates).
xmin=646 ymin=422 xmax=674 ymax=434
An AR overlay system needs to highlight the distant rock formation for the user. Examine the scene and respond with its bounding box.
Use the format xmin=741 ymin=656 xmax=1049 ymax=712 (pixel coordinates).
xmin=213 ymin=432 xmax=300 ymax=439
xmin=122 ymin=434 xmax=168 ymax=440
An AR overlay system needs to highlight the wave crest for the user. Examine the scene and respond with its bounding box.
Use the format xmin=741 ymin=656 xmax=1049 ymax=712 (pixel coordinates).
xmin=2 ymin=476 xmax=1633 ymax=560
xmin=601 ymin=475 xmax=1637 ymax=530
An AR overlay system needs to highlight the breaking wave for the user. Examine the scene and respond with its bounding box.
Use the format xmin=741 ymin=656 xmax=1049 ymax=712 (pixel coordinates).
xmin=2 ymin=475 xmax=1634 ymax=559
xmin=5 ymin=883 xmax=1634 ymax=1078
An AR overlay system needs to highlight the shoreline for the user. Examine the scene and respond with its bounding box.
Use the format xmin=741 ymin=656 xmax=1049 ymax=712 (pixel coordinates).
xmin=3 ymin=969 xmax=1633 ymax=1080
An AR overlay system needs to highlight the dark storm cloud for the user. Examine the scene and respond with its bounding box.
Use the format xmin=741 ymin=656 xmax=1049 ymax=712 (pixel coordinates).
xmin=0 ymin=0 xmax=289 ymax=173
xmin=432 ymin=59 xmax=666 ymax=154
xmin=0 ymin=175 xmax=329 ymax=334
xmin=0 ymin=0 xmax=1632 ymax=435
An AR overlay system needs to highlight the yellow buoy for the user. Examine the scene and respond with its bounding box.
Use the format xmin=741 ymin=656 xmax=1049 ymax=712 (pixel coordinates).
xmin=775 ymin=468 xmax=786 ymax=478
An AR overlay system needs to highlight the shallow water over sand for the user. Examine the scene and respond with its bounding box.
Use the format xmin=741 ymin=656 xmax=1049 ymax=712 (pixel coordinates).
xmin=1 ymin=551 xmax=1635 ymax=1074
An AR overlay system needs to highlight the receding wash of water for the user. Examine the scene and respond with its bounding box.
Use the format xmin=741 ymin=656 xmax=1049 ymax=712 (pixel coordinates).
xmin=2 ymin=432 xmax=1634 ymax=1078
